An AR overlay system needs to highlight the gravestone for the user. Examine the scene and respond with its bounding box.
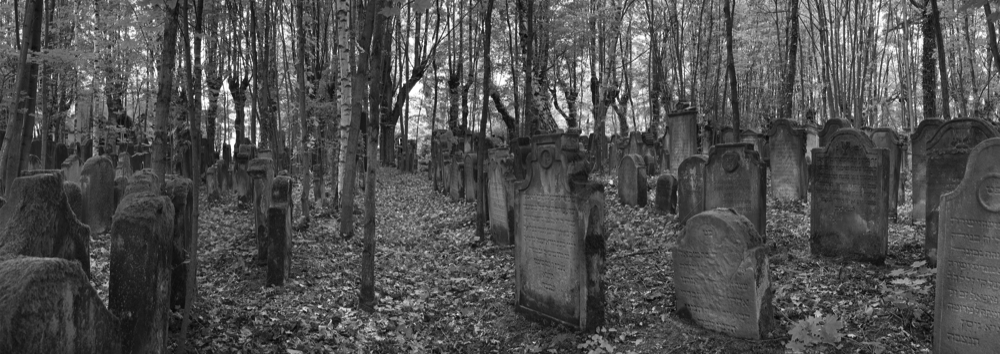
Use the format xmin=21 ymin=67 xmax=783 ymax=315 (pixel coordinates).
xmin=64 ymin=181 xmax=85 ymax=223
xmin=514 ymin=130 xmax=606 ymax=331
xmin=819 ymin=118 xmax=853 ymax=147
xmin=641 ymin=131 xmax=661 ymax=176
xmin=654 ymin=174 xmax=678 ymax=214
xmin=248 ymin=157 xmax=275 ymax=264
xmin=910 ymin=119 xmax=944 ymax=223
xmin=53 ymin=143 xmax=68 ymax=170
xmin=720 ymin=127 xmax=737 ymax=144
xmin=674 ymin=208 xmax=773 ymax=339
xmin=81 ymin=155 xmax=115 ymax=234
xmin=62 ymin=154 xmax=84 ymax=183
xmin=25 ymin=154 xmax=42 ymax=171
xmin=488 ymin=149 xmax=515 ymax=245
xmin=870 ymin=128 xmax=903 ymax=219
xmin=933 ymin=137 xmax=1000 ymax=354
xmin=0 ymin=256 xmax=121 ymax=354
xmin=223 ymin=143 xmax=233 ymax=190
xmin=235 ymin=145 xmax=252 ymax=204
xmin=116 ymin=153 xmax=133 ymax=179
xmin=678 ymin=155 xmax=708 ymax=224
xmin=440 ymin=153 xmax=453 ymax=195
xmin=767 ymin=119 xmax=808 ymax=201
xmin=705 ymin=144 xmax=767 ymax=235
xmin=206 ymin=164 xmax=220 ymax=201
xmin=163 ymin=175 xmax=193 ymax=309
xmin=804 ymin=123 xmax=819 ymax=163
xmin=109 ymin=191 xmax=174 ymax=354
xmin=267 ymin=175 xmax=293 ymax=286
xmin=926 ymin=119 xmax=999 ymax=264
xmin=740 ymin=130 xmax=764 ymax=155
xmin=113 ymin=176 xmax=127 ymax=213
xmin=809 ymin=129 xmax=889 ymax=262
xmin=464 ymin=153 xmax=479 ymax=202
xmin=0 ymin=174 xmax=91 ymax=277
xmin=450 ymin=153 xmax=465 ymax=202
xmin=125 ymin=169 xmax=161 ymax=197
xmin=617 ymin=154 xmax=648 ymax=207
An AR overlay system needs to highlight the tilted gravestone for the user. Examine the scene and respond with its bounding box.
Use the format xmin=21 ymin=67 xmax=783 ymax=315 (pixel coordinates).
xmin=514 ymin=130 xmax=606 ymax=331
xmin=488 ymin=148 xmax=515 ymax=245
xmin=926 ymin=119 xmax=998 ymax=264
xmin=0 ymin=174 xmax=91 ymax=277
xmin=0 ymin=256 xmax=121 ymax=354
xmin=267 ymin=175 xmax=293 ymax=286
xmin=162 ymin=175 xmax=193 ymax=309
xmin=819 ymin=118 xmax=853 ymax=147
xmin=933 ymin=137 xmax=1000 ymax=354
xmin=678 ymin=155 xmax=708 ymax=225
xmin=109 ymin=191 xmax=173 ymax=354
xmin=464 ymin=153 xmax=479 ymax=202
xmin=705 ymin=144 xmax=767 ymax=235
xmin=669 ymin=107 xmax=698 ymax=175
xmin=767 ymin=119 xmax=808 ymax=201
xmin=911 ymin=119 xmax=944 ymax=223
xmin=617 ymin=154 xmax=648 ymax=207
xmin=81 ymin=155 xmax=115 ymax=234
xmin=809 ymin=129 xmax=889 ymax=263
xmin=870 ymin=128 xmax=903 ymax=219
xmin=674 ymin=208 xmax=773 ymax=339
xmin=654 ymin=174 xmax=678 ymax=214
xmin=248 ymin=156 xmax=275 ymax=264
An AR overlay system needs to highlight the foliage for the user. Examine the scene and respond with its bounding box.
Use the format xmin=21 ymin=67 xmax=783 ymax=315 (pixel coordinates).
xmin=787 ymin=314 xmax=845 ymax=352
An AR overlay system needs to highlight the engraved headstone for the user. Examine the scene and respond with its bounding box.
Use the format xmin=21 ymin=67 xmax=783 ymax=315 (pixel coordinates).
xmin=809 ymin=129 xmax=889 ymax=262
xmin=767 ymin=119 xmax=808 ymax=201
xmin=267 ymin=175 xmax=293 ymax=286
xmin=926 ymin=119 xmax=998 ymax=264
xmin=705 ymin=144 xmax=767 ymax=235
xmin=617 ymin=154 xmax=648 ymax=207
xmin=514 ymin=130 xmax=605 ymax=331
xmin=678 ymin=155 xmax=708 ymax=224
xmin=669 ymin=108 xmax=698 ymax=175
xmin=819 ymin=118 xmax=853 ymax=147
xmin=654 ymin=174 xmax=678 ymax=214
xmin=674 ymin=208 xmax=773 ymax=339
xmin=488 ymin=149 xmax=514 ymax=245
xmin=870 ymin=128 xmax=902 ymax=219
xmin=933 ymin=137 xmax=1000 ymax=354
xmin=911 ymin=119 xmax=944 ymax=223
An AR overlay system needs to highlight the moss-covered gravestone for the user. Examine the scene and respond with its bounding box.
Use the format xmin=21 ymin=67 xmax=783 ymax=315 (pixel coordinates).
xmin=267 ymin=175 xmax=293 ymax=286
xmin=617 ymin=154 xmax=648 ymax=207
xmin=81 ymin=155 xmax=115 ymax=234
xmin=705 ymin=144 xmax=766 ymax=235
xmin=933 ymin=138 xmax=1000 ymax=353
xmin=910 ymin=119 xmax=943 ymax=223
xmin=514 ymin=130 xmax=606 ymax=331
xmin=674 ymin=208 xmax=773 ymax=339
xmin=163 ymin=175 xmax=193 ymax=309
xmin=677 ymin=155 xmax=708 ymax=225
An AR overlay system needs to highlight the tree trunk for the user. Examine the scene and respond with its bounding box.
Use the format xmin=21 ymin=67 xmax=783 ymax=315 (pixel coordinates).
xmin=179 ymin=0 xmax=202 ymax=351
xmin=340 ymin=0 xmax=378 ymax=240
xmin=723 ymin=0 xmax=740 ymax=133
xmin=780 ymin=0 xmax=799 ymax=121
xmin=477 ymin=0 xmax=495 ymax=242
xmin=920 ymin=2 xmax=936 ymax=119
xmin=930 ymin=0 xmax=949 ymax=119
xmin=296 ymin=0 xmax=311 ymax=226
xmin=985 ymin=4 xmax=1000 ymax=77
xmin=152 ymin=0 xmax=179 ymax=181
xmin=0 ymin=0 xmax=42 ymax=194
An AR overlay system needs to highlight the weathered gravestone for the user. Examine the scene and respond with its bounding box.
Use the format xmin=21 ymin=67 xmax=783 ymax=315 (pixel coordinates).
xmin=116 ymin=153 xmax=133 ymax=179
xmin=910 ymin=119 xmax=944 ymax=223
xmin=669 ymin=107 xmax=698 ymax=175
xmin=113 ymin=176 xmax=127 ymax=213
xmin=678 ymin=155 xmax=708 ymax=224
xmin=514 ymin=130 xmax=606 ymax=331
xmin=740 ymin=130 xmax=765 ymax=157
xmin=64 ymin=181 xmax=85 ymax=224
xmin=617 ymin=154 xmax=648 ymax=207
xmin=654 ymin=174 xmax=678 ymax=214
xmin=720 ymin=127 xmax=737 ymax=144
xmin=819 ymin=118 xmax=853 ymax=147
xmin=267 ymin=175 xmax=293 ymax=286
xmin=124 ymin=169 xmax=161 ymax=197
xmin=926 ymin=119 xmax=998 ymax=264
xmin=450 ymin=153 xmax=465 ymax=202
xmin=0 ymin=256 xmax=121 ymax=354
xmin=62 ymin=154 xmax=83 ymax=183
xmin=809 ymin=129 xmax=889 ymax=263
xmin=81 ymin=155 xmax=115 ymax=234
xmin=767 ymin=119 xmax=808 ymax=201
xmin=249 ymin=156 xmax=275 ymax=264
xmin=163 ymin=175 xmax=193 ymax=309
xmin=206 ymin=164 xmax=220 ymax=201
xmin=870 ymin=128 xmax=903 ymax=219
xmin=109 ymin=191 xmax=173 ymax=354
xmin=464 ymin=153 xmax=479 ymax=202
xmin=804 ymin=123 xmax=819 ymax=163
xmin=933 ymin=137 xmax=1000 ymax=354
xmin=641 ymin=131 xmax=661 ymax=176
xmin=705 ymin=144 xmax=767 ymax=235
xmin=673 ymin=208 xmax=774 ymax=339
xmin=0 ymin=174 xmax=91 ymax=277
xmin=223 ymin=143 xmax=233 ymax=190
xmin=440 ymin=152 xmax=453 ymax=195
xmin=488 ymin=148 xmax=515 ymax=245
xmin=234 ymin=145 xmax=253 ymax=204
xmin=25 ymin=154 xmax=42 ymax=171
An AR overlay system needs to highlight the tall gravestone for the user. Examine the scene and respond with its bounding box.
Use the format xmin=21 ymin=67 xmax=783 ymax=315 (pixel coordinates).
xmin=488 ymin=149 xmax=515 ymax=245
xmin=617 ymin=154 xmax=648 ymax=207
xmin=804 ymin=123 xmax=819 ymax=163
xmin=109 ymin=191 xmax=174 ymax=354
xmin=767 ymin=119 xmax=808 ymax=201
xmin=870 ymin=128 xmax=902 ymax=219
xmin=819 ymin=118 xmax=853 ymax=147
xmin=910 ymin=119 xmax=944 ymax=223
xmin=678 ymin=155 xmax=708 ymax=224
xmin=81 ymin=155 xmax=115 ymax=234
xmin=926 ymin=119 xmax=998 ymax=264
xmin=933 ymin=138 xmax=1000 ymax=354
xmin=515 ymin=130 xmax=605 ymax=331
xmin=235 ymin=145 xmax=252 ymax=204
xmin=674 ymin=208 xmax=773 ymax=339
xmin=654 ymin=174 xmax=677 ymax=214
xmin=163 ymin=175 xmax=193 ymax=309
xmin=248 ymin=156 xmax=275 ymax=264
xmin=705 ymin=144 xmax=766 ymax=235
xmin=669 ymin=107 xmax=698 ymax=175
xmin=809 ymin=129 xmax=889 ymax=263
xmin=464 ymin=153 xmax=479 ymax=202
xmin=450 ymin=153 xmax=465 ymax=202
xmin=62 ymin=154 xmax=83 ymax=183
xmin=268 ymin=175 xmax=293 ymax=286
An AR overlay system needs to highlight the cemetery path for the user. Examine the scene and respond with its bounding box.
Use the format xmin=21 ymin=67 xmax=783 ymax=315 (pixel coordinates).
xmin=85 ymin=167 xmax=936 ymax=353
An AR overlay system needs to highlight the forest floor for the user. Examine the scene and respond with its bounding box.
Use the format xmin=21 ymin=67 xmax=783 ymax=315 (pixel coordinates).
xmin=88 ymin=167 xmax=935 ymax=354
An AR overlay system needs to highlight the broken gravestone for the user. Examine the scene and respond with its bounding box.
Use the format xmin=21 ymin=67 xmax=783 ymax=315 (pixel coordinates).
xmin=267 ymin=175 xmax=293 ymax=286
xmin=674 ymin=208 xmax=773 ymax=339
xmin=617 ymin=154 xmax=648 ymax=207
xmin=933 ymin=137 xmax=1000 ymax=354
xmin=515 ymin=129 xmax=606 ymax=331
xmin=81 ymin=155 xmax=115 ymax=234
xmin=677 ymin=155 xmax=708 ymax=225
xmin=767 ymin=119 xmax=807 ymax=201
xmin=109 ymin=191 xmax=174 ymax=354
xmin=654 ymin=174 xmax=678 ymax=214
xmin=910 ymin=119 xmax=944 ymax=223
xmin=705 ymin=144 xmax=767 ymax=235
xmin=809 ymin=129 xmax=889 ymax=263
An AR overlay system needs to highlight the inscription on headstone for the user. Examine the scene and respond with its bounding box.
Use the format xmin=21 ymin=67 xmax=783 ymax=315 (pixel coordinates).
xmin=767 ymin=119 xmax=807 ymax=201
xmin=705 ymin=144 xmax=766 ymax=235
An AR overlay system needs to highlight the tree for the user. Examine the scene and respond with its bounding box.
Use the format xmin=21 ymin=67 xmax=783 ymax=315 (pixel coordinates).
xmin=0 ymin=0 xmax=42 ymax=194
xmin=476 ymin=0 xmax=495 ymax=242
xmin=723 ymin=0 xmax=740 ymax=133
xmin=296 ymin=0 xmax=311 ymax=226
xmin=153 ymin=0 xmax=180 ymax=181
